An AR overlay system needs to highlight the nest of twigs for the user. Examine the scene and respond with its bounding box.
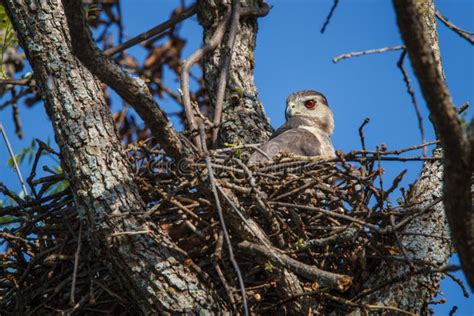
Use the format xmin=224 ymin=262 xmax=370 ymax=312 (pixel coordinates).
xmin=0 ymin=139 xmax=450 ymax=314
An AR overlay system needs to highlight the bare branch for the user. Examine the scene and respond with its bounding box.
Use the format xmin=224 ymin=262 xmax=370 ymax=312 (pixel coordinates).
xmin=212 ymin=0 xmax=241 ymax=148
xmin=199 ymin=124 xmax=248 ymax=316
xmin=435 ymin=9 xmax=474 ymax=45
xmin=0 ymin=78 xmax=32 ymax=86
xmin=397 ymin=50 xmax=427 ymax=156
xmin=393 ymin=0 xmax=473 ymax=290
xmin=0 ymin=122 xmax=28 ymax=197
xmin=104 ymin=5 xmax=197 ymax=56
xmin=239 ymin=241 xmax=353 ymax=292
xmin=320 ymin=0 xmax=340 ymax=34
xmin=181 ymin=9 xmax=230 ymax=149
xmin=333 ymin=45 xmax=404 ymax=63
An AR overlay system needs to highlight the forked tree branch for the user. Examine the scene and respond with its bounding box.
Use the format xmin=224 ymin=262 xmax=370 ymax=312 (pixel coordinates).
xmin=62 ymin=0 xmax=186 ymax=160
xmin=181 ymin=8 xmax=231 ymax=149
xmin=393 ymin=0 xmax=473 ymax=289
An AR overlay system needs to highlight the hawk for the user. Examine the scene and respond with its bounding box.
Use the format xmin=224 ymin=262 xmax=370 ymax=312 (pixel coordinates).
xmin=248 ymin=90 xmax=335 ymax=164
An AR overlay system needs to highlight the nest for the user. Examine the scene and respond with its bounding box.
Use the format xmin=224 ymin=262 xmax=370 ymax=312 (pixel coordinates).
xmin=0 ymin=139 xmax=455 ymax=314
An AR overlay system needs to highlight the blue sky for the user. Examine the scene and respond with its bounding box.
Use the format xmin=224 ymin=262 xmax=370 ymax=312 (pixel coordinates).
xmin=0 ymin=0 xmax=473 ymax=314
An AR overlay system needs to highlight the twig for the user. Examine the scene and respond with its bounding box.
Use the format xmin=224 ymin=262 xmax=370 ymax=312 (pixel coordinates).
xmin=0 ymin=78 xmax=32 ymax=86
xmin=457 ymin=102 xmax=469 ymax=114
xmin=271 ymin=202 xmax=382 ymax=232
xmin=320 ymin=0 xmax=340 ymax=34
xmin=349 ymin=140 xmax=438 ymax=156
xmin=445 ymin=272 xmax=469 ymax=298
xmin=181 ymin=11 xmax=230 ymax=149
xmin=212 ymin=0 xmax=241 ymax=148
xmin=397 ymin=50 xmax=427 ymax=156
xmin=358 ymin=117 xmax=370 ymax=151
xmin=104 ymin=5 xmax=196 ymax=56
xmin=0 ymin=122 xmax=28 ymax=197
xmin=435 ymin=9 xmax=474 ymax=45
xmin=70 ymin=222 xmax=82 ymax=305
xmin=333 ymin=45 xmax=404 ymax=63
xmin=199 ymin=124 xmax=248 ymax=316
xmin=109 ymin=230 xmax=150 ymax=237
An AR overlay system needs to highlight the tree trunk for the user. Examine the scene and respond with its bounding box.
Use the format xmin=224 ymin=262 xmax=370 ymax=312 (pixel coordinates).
xmin=355 ymin=1 xmax=454 ymax=312
xmin=356 ymin=149 xmax=451 ymax=313
xmin=393 ymin=0 xmax=473 ymax=289
xmin=5 ymin=1 xmax=219 ymax=313
xmin=198 ymin=0 xmax=273 ymax=146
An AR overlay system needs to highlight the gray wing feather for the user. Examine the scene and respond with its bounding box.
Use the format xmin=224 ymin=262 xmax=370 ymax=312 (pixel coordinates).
xmin=248 ymin=128 xmax=322 ymax=164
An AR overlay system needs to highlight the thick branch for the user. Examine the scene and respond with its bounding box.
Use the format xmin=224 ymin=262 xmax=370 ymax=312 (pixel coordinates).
xmin=393 ymin=0 xmax=473 ymax=289
xmin=239 ymin=241 xmax=353 ymax=292
xmin=62 ymin=0 xmax=185 ymax=160
xmin=5 ymin=1 xmax=219 ymax=312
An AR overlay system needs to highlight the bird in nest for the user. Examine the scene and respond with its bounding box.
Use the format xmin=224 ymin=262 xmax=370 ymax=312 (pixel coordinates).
xmin=248 ymin=90 xmax=335 ymax=164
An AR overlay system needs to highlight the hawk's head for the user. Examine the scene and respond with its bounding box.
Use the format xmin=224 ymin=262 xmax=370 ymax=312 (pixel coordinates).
xmin=285 ymin=90 xmax=334 ymax=135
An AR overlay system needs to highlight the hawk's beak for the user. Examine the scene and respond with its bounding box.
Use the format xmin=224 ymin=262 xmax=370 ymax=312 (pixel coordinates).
xmin=286 ymin=102 xmax=297 ymax=118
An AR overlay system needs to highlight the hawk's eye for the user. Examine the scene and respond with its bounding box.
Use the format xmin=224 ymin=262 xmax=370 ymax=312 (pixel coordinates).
xmin=304 ymin=100 xmax=316 ymax=109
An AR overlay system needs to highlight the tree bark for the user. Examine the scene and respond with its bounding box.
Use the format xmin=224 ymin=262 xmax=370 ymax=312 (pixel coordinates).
xmin=198 ymin=0 xmax=273 ymax=146
xmin=354 ymin=1 xmax=457 ymax=312
xmin=356 ymin=149 xmax=451 ymax=313
xmin=393 ymin=0 xmax=473 ymax=289
xmin=197 ymin=2 xmax=316 ymax=313
xmin=5 ymin=1 xmax=219 ymax=313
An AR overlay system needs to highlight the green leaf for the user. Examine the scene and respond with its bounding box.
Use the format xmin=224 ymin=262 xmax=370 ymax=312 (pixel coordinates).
xmin=0 ymin=215 xmax=17 ymax=224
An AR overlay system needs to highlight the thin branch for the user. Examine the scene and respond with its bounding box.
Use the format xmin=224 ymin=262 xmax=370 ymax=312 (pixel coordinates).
xmin=397 ymin=50 xmax=427 ymax=156
xmin=435 ymin=9 xmax=474 ymax=45
xmin=212 ymin=0 xmax=241 ymax=148
xmin=0 ymin=78 xmax=32 ymax=86
xmin=0 ymin=122 xmax=28 ymax=197
xmin=333 ymin=45 xmax=405 ymax=63
xmin=181 ymin=10 xmax=230 ymax=149
xmin=320 ymin=0 xmax=340 ymax=34
xmin=104 ymin=4 xmax=197 ymax=56
xmin=358 ymin=117 xmax=370 ymax=151
xmin=199 ymin=124 xmax=248 ymax=316
xmin=70 ymin=222 xmax=82 ymax=305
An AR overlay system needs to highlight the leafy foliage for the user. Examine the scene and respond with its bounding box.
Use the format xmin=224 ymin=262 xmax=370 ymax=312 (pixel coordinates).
xmin=0 ymin=4 xmax=18 ymax=79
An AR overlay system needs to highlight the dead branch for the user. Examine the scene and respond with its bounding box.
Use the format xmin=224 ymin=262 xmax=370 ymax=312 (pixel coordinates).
xmin=181 ymin=9 xmax=230 ymax=149
xmin=320 ymin=0 xmax=340 ymax=34
xmin=435 ymin=9 xmax=474 ymax=45
xmin=397 ymin=50 xmax=427 ymax=156
xmin=333 ymin=45 xmax=405 ymax=63
xmin=212 ymin=0 xmax=241 ymax=148
xmin=104 ymin=4 xmax=196 ymax=56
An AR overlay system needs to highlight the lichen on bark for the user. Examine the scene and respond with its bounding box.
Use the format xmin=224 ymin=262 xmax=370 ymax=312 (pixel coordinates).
xmin=4 ymin=1 xmax=220 ymax=313
xmin=197 ymin=0 xmax=273 ymax=146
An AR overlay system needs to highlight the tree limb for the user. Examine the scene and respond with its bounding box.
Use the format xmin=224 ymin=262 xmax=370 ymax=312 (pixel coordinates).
xmin=62 ymin=0 xmax=186 ymax=160
xmin=393 ymin=0 xmax=473 ymax=290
